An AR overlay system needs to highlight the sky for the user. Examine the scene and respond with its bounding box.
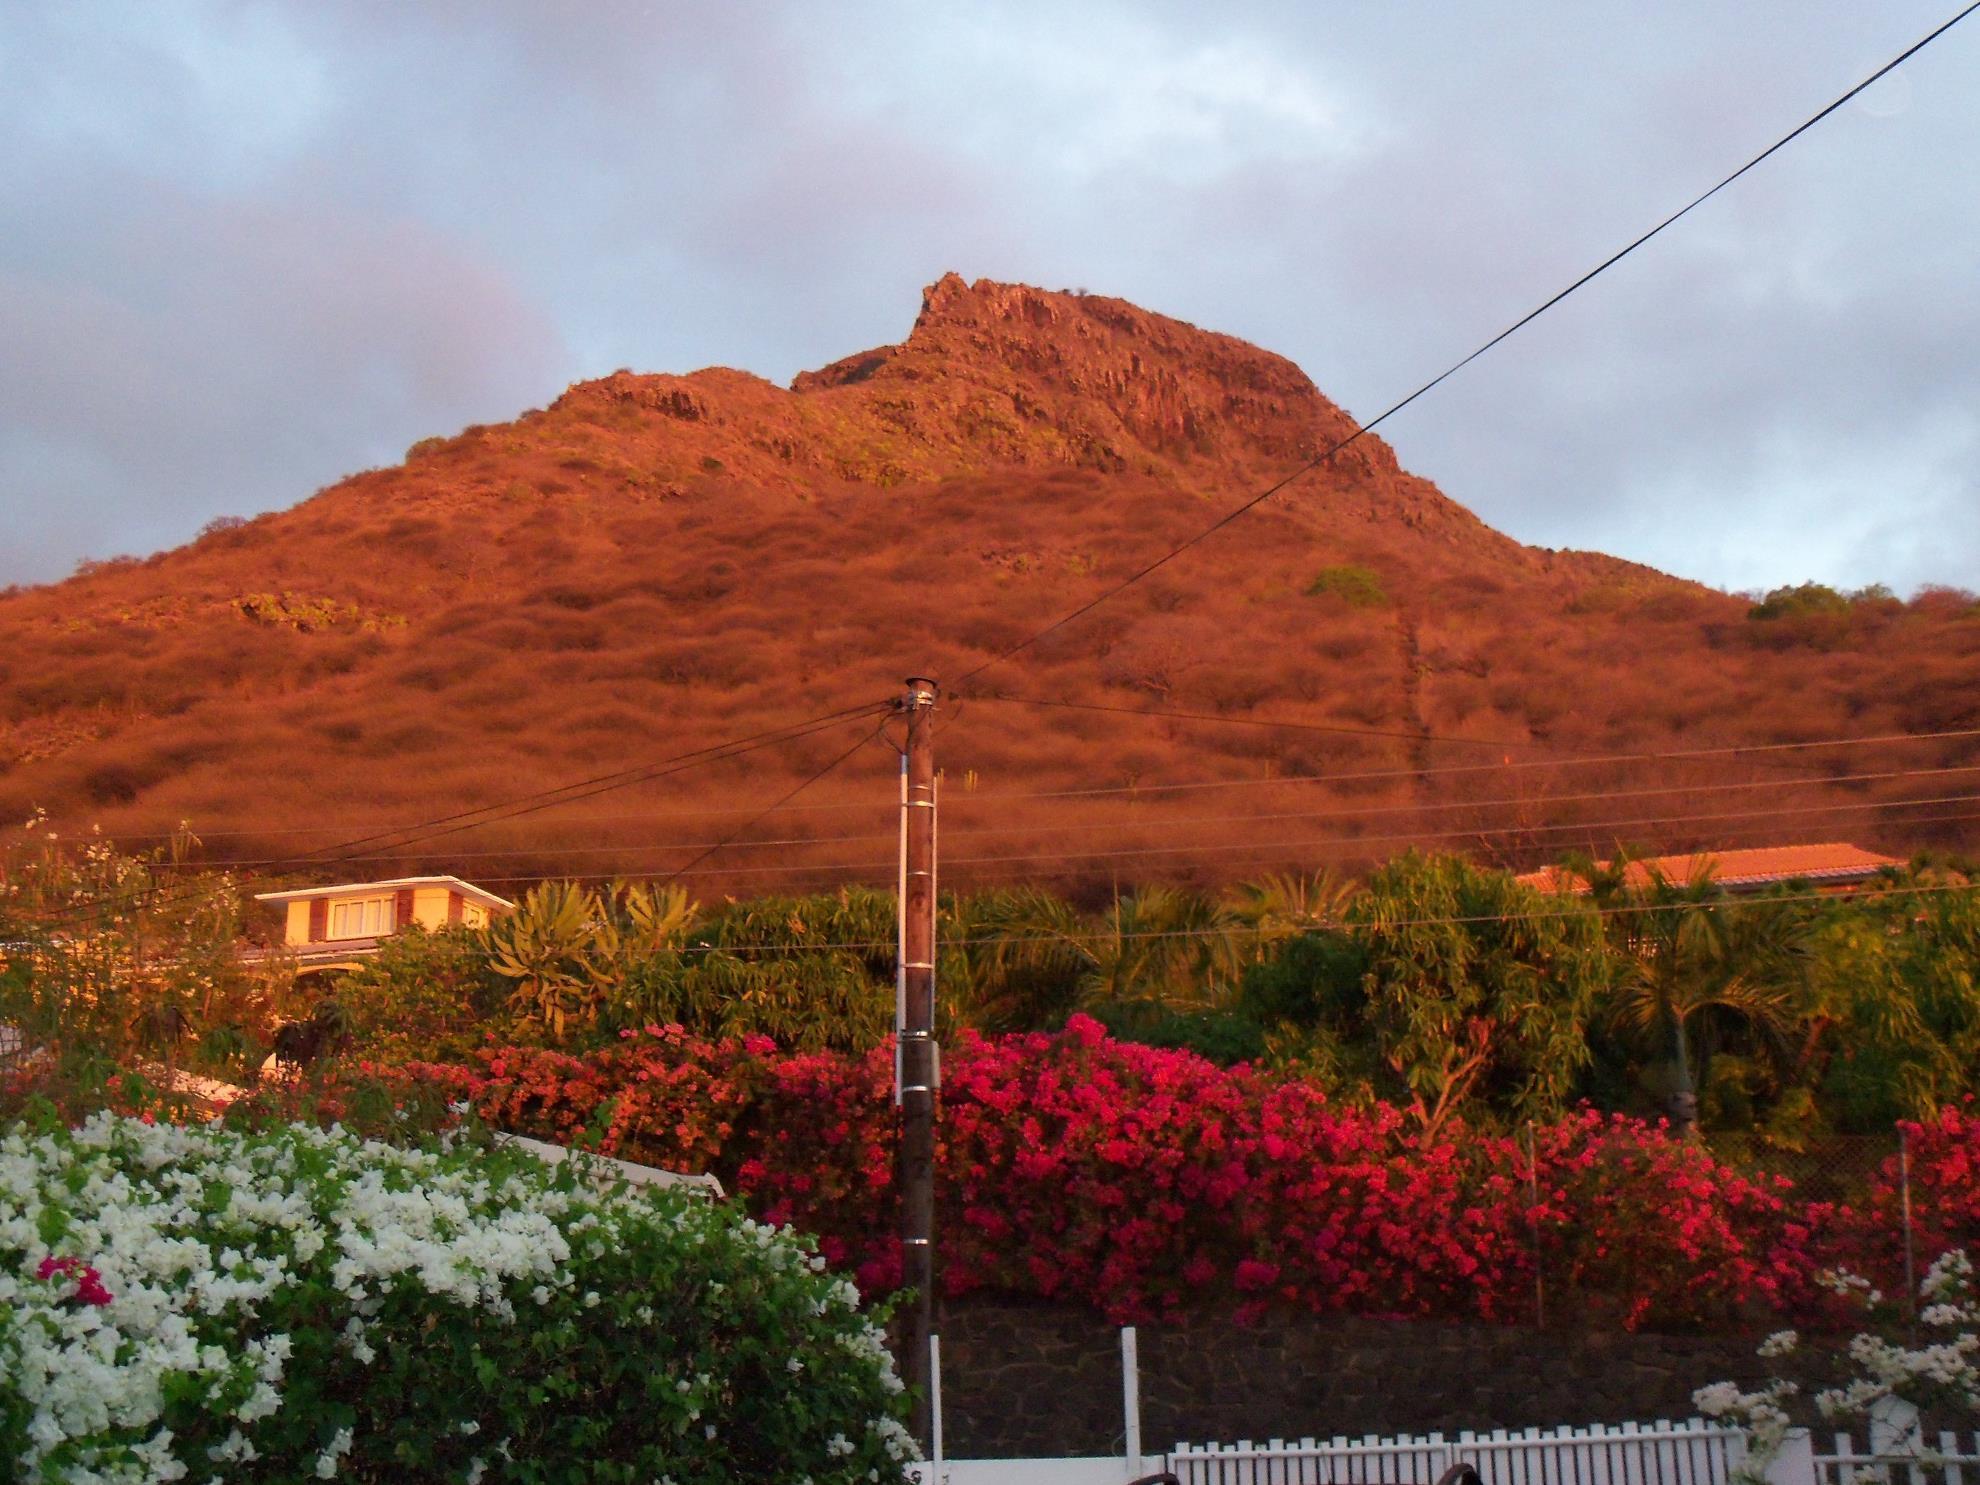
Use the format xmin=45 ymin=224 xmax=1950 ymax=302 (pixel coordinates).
xmin=1 ymin=1 xmax=1975 ymax=596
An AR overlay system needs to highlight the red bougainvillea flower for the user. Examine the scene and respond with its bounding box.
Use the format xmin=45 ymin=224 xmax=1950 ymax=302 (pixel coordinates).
xmin=370 ymin=1021 xmax=1980 ymax=1331
xmin=37 ymin=1255 xmax=113 ymax=1307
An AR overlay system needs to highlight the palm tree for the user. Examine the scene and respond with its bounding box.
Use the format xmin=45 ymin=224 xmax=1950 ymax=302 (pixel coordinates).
xmin=1227 ymin=869 xmax=1357 ymax=941
xmin=960 ymin=885 xmax=1246 ymax=1028
xmin=1605 ymin=865 xmax=1813 ymax=1131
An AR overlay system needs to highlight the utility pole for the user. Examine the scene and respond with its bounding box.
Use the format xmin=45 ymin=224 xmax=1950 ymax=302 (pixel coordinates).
xmin=895 ymin=676 xmax=940 ymax=1449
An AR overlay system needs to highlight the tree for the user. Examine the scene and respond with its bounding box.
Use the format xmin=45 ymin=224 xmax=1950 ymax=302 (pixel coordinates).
xmin=1600 ymin=864 xmax=1814 ymax=1132
xmin=1242 ymin=852 xmax=1608 ymax=1130
xmin=960 ymin=885 xmax=1247 ymax=1030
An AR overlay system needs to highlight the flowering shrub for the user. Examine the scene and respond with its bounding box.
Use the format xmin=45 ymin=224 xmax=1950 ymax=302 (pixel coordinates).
xmin=1813 ymin=1105 xmax=1980 ymax=1292
xmin=0 ymin=1112 xmax=913 ymax=1483
xmin=1525 ymin=1111 xmax=1818 ymax=1329
xmin=404 ymin=1016 xmax=1844 ymax=1330
xmin=1695 ymin=1247 xmax=1980 ymax=1479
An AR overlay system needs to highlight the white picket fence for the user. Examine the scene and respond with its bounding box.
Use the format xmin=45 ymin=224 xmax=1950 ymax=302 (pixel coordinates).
xmin=1815 ymin=1431 xmax=1980 ymax=1485
xmin=1170 ymin=1419 xmax=1746 ymax=1485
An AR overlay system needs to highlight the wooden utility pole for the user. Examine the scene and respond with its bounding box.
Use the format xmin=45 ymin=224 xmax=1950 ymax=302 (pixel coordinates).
xmin=895 ymin=676 xmax=940 ymax=1448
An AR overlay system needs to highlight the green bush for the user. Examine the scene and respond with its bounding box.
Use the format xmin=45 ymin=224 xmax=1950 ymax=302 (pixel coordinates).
xmin=1088 ymin=1001 xmax=1269 ymax=1066
xmin=1304 ymin=565 xmax=1388 ymax=608
xmin=0 ymin=1113 xmax=914 ymax=1483
xmin=336 ymin=925 xmax=512 ymax=1062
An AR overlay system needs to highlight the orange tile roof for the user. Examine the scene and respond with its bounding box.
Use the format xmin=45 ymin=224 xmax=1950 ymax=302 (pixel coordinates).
xmin=1518 ymin=842 xmax=1905 ymax=896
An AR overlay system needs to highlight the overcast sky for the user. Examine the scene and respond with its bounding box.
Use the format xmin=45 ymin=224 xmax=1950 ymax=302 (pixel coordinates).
xmin=2 ymin=1 xmax=1975 ymax=595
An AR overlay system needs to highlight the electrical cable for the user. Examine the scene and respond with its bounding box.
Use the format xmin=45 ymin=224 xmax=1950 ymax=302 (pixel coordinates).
xmin=157 ymin=760 xmax=1980 ymax=871
xmin=18 ymin=701 xmax=894 ymax=929
xmin=425 ymin=795 xmax=1980 ymax=890
xmin=374 ymin=874 xmax=1980 ymax=959
xmin=645 ymin=716 xmax=897 ymax=890
xmin=69 ymin=721 xmax=1980 ymax=847
xmin=949 ymin=3 xmax=1980 ymax=691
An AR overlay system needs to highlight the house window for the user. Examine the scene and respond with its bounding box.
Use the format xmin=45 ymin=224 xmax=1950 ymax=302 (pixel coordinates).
xmin=327 ymin=895 xmax=394 ymax=939
xmin=462 ymin=902 xmax=489 ymax=928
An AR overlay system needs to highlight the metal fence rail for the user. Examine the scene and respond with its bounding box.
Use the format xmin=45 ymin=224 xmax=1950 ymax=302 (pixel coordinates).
xmin=1172 ymin=1420 xmax=1746 ymax=1485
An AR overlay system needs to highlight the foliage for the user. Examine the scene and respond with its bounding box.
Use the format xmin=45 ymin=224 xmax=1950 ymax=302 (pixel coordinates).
xmin=1748 ymin=583 xmax=1856 ymax=621
xmin=0 ymin=1111 xmax=914 ymax=1483
xmin=1800 ymin=874 xmax=1980 ymax=1129
xmin=1598 ymin=863 xmax=1816 ymax=1129
xmin=1088 ymin=1001 xmax=1269 ymax=1065
xmin=0 ymin=816 xmax=288 ymax=1097
xmin=334 ymin=925 xmax=507 ymax=1064
xmin=1245 ymin=853 xmax=1609 ymax=1129
xmin=1696 ymin=1247 xmax=1979 ymax=1479
xmin=957 ymin=884 xmax=1248 ymax=1023
xmin=1305 ymin=564 xmax=1389 ymax=607
xmin=400 ymin=1016 xmax=1884 ymax=1331
xmin=485 ymin=881 xmax=612 ymax=1038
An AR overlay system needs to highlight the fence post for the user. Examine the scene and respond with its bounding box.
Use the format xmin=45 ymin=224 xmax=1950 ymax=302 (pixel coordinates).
xmin=1524 ymin=1121 xmax=1545 ymax=1329
xmin=1898 ymin=1127 xmax=1918 ymax=1335
xmin=929 ymin=1333 xmax=943 ymax=1481
xmin=1766 ymin=1428 xmax=1817 ymax=1485
xmin=1122 ymin=1325 xmax=1142 ymax=1477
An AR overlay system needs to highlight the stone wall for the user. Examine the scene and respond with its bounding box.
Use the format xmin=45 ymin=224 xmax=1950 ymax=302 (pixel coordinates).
xmin=924 ymin=1300 xmax=1785 ymax=1459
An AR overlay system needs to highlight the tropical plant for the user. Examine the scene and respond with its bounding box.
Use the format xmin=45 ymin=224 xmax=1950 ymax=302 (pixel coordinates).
xmin=485 ymin=881 xmax=614 ymax=1037
xmin=961 ymin=885 xmax=1247 ymax=1025
xmin=1226 ymin=869 xmax=1357 ymax=940
xmin=1336 ymin=851 xmax=1608 ymax=1131
xmin=1601 ymin=865 xmax=1815 ymax=1131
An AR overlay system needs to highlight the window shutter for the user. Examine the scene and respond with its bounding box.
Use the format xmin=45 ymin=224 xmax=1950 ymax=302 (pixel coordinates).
xmin=447 ymin=891 xmax=464 ymax=924
xmin=394 ymin=888 xmax=416 ymax=930
xmin=308 ymin=899 xmax=328 ymax=941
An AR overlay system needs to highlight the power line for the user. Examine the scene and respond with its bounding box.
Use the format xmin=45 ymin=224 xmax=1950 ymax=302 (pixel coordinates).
xmin=951 ymin=724 xmax=1980 ymax=804
xmin=412 ymin=875 xmax=1980 ymax=959
xmin=644 ymin=716 xmax=896 ymax=890
xmin=68 ymin=720 xmax=1980 ymax=850
xmin=160 ymin=760 xmax=1980 ymax=872
xmin=853 ymin=790 xmax=1980 ymax=873
xmin=18 ymin=701 xmax=894 ymax=929
xmin=428 ymin=796 xmax=1980 ymax=891
xmin=974 ymin=693 xmax=1543 ymax=751
xmin=950 ymin=3 xmax=1980 ymax=691
xmin=275 ymin=700 xmax=892 ymax=863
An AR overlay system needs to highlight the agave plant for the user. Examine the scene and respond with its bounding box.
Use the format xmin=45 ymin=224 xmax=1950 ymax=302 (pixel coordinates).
xmin=611 ymin=881 xmax=696 ymax=958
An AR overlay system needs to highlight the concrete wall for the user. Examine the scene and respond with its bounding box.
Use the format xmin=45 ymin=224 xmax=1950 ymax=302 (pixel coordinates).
xmin=927 ymin=1300 xmax=1782 ymax=1460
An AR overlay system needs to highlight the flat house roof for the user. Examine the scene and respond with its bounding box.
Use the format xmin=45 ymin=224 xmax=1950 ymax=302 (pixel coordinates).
xmin=1518 ymin=842 xmax=1906 ymax=897
xmin=253 ymin=875 xmax=515 ymax=914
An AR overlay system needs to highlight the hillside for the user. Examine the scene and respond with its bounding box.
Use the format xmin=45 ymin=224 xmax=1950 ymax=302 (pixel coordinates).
xmin=2 ymin=274 xmax=1976 ymax=896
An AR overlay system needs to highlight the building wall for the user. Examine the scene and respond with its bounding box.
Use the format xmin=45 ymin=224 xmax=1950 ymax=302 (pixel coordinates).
xmin=411 ymin=886 xmax=453 ymax=930
xmin=284 ymin=901 xmax=311 ymax=946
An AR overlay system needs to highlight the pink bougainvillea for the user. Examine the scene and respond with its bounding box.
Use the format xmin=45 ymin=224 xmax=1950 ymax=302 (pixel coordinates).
xmin=390 ymin=1020 xmax=1980 ymax=1331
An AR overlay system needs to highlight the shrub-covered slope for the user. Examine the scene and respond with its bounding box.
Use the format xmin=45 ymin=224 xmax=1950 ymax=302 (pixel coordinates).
xmin=0 ymin=275 xmax=1975 ymax=889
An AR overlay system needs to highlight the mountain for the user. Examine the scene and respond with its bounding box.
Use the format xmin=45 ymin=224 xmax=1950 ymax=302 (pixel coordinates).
xmin=1 ymin=274 xmax=1975 ymax=896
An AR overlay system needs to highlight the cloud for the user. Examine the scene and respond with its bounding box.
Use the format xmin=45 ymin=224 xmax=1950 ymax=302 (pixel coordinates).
xmin=1 ymin=0 xmax=1974 ymax=594
xmin=0 ymin=170 xmax=564 ymax=579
